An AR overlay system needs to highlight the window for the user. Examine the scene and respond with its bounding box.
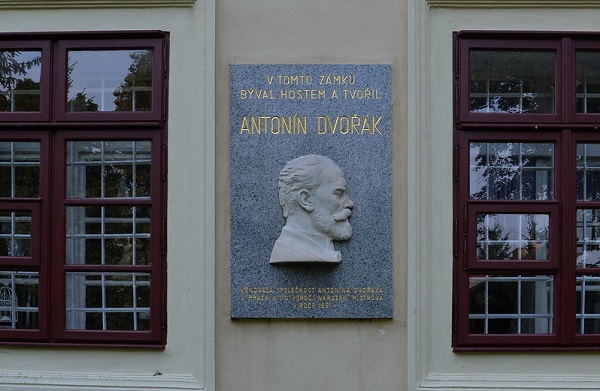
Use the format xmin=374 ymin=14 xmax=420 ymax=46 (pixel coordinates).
xmin=0 ymin=32 xmax=168 ymax=346
xmin=454 ymin=31 xmax=600 ymax=350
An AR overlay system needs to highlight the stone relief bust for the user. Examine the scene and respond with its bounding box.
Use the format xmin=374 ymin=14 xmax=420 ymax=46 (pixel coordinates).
xmin=270 ymin=154 xmax=354 ymax=264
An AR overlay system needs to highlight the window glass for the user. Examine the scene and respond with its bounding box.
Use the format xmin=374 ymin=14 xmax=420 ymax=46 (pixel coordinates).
xmin=577 ymin=143 xmax=600 ymax=201
xmin=67 ymin=50 xmax=153 ymax=112
xmin=0 ymin=141 xmax=40 ymax=198
xmin=469 ymin=275 xmax=554 ymax=334
xmin=65 ymin=272 xmax=150 ymax=331
xmin=66 ymin=140 xmax=151 ymax=199
xmin=0 ymin=51 xmax=42 ymax=112
xmin=576 ymin=276 xmax=600 ymax=334
xmin=576 ymin=51 xmax=600 ymax=113
xmin=66 ymin=205 xmax=151 ymax=266
xmin=470 ymin=142 xmax=554 ymax=200
xmin=0 ymin=272 xmax=39 ymax=330
xmin=477 ymin=213 xmax=549 ymax=261
xmin=470 ymin=51 xmax=555 ymax=114
xmin=0 ymin=211 xmax=32 ymax=258
xmin=576 ymin=209 xmax=600 ymax=268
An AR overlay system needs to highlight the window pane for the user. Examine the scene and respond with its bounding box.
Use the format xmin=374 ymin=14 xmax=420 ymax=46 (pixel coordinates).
xmin=67 ymin=50 xmax=153 ymax=112
xmin=66 ymin=206 xmax=151 ymax=266
xmin=0 ymin=51 xmax=42 ymax=112
xmin=576 ymin=209 xmax=600 ymax=268
xmin=66 ymin=140 xmax=151 ymax=199
xmin=469 ymin=275 xmax=553 ymax=334
xmin=575 ymin=276 xmax=600 ymax=334
xmin=470 ymin=50 xmax=555 ymax=113
xmin=65 ymin=272 xmax=150 ymax=331
xmin=576 ymin=143 xmax=600 ymax=201
xmin=477 ymin=213 xmax=549 ymax=261
xmin=0 ymin=141 xmax=40 ymax=198
xmin=576 ymin=51 xmax=600 ymax=113
xmin=0 ymin=272 xmax=39 ymax=330
xmin=470 ymin=142 xmax=554 ymax=200
xmin=0 ymin=211 xmax=32 ymax=257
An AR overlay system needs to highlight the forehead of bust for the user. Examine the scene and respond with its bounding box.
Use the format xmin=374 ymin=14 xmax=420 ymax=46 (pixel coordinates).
xmin=319 ymin=162 xmax=345 ymax=187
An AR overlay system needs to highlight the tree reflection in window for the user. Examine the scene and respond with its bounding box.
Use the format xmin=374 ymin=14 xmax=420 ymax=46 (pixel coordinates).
xmin=470 ymin=50 xmax=555 ymax=114
xmin=67 ymin=50 xmax=152 ymax=112
xmin=470 ymin=142 xmax=554 ymax=201
xmin=0 ymin=51 xmax=41 ymax=112
xmin=113 ymin=50 xmax=152 ymax=112
xmin=477 ymin=213 xmax=549 ymax=261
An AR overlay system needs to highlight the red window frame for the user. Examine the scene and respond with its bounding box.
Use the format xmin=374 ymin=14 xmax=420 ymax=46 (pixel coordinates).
xmin=454 ymin=31 xmax=600 ymax=350
xmin=0 ymin=32 xmax=168 ymax=347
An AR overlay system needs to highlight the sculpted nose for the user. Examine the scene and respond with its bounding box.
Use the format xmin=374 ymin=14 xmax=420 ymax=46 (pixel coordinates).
xmin=345 ymin=197 xmax=354 ymax=210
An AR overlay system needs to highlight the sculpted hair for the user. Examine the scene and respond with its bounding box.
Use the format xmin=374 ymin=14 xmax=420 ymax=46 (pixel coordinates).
xmin=278 ymin=155 xmax=338 ymax=218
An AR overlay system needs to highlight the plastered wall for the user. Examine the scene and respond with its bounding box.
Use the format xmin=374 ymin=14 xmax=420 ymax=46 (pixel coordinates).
xmin=215 ymin=1 xmax=409 ymax=391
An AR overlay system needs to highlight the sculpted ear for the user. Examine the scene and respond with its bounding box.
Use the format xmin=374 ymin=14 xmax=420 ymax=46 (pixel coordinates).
xmin=297 ymin=189 xmax=314 ymax=212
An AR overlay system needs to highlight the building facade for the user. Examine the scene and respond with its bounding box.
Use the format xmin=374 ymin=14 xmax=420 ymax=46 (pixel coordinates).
xmin=1 ymin=1 xmax=600 ymax=390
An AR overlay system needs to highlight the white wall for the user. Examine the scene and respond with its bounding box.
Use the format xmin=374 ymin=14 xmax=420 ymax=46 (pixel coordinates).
xmin=0 ymin=2 xmax=215 ymax=390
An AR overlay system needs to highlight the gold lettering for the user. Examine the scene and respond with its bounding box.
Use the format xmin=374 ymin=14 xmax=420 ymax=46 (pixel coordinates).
xmin=342 ymin=88 xmax=380 ymax=99
xmin=362 ymin=116 xmax=371 ymax=134
xmin=372 ymin=116 xmax=382 ymax=134
xmin=240 ymin=116 xmax=250 ymax=134
xmin=275 ymin=75 xmax=313 ymax=85
xmin=239 ymin=89 xmax=275 ymax=100
xmin=279 ymin=89 xmax=326 ymax=100
xmin=339 ymin=116 xmax=349 ymax=134
xmin=296 ymin=116 xmax=307 ymax=134
xmin=314 ymin=115 xmax=384 ymax=135
xmin=319 ymin=75 xmax=356 ymax=85
xmin=317 ymin=116 xmax=327 ymax=134
xmin=238 ymin=116 xmax=307 ymax=135
xmin=251 ymin=116 xmax=261 ymax=134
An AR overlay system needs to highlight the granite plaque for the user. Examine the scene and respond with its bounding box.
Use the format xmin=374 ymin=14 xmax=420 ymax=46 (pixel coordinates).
xmin=230 ymin=64 xmax=392 ymax=318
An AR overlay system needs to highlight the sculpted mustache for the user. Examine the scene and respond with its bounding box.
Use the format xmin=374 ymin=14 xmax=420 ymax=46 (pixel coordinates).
xmin=333 ymin=209 xmax=352 ymax=222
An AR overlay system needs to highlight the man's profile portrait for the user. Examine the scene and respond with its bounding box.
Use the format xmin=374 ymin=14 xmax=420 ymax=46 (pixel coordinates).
xmin=270 ymin=154 xmax=354 ymax=264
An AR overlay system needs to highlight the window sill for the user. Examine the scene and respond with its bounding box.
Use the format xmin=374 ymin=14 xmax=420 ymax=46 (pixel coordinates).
xmin=419 ymin=371 xmax=600 ymax=390
xmin=0 ymin=0 xmax=196 ymax=9
xmin=0 ymin=370 xmax=203 ymax=390
xmin=427 ymin=0 xmax=600 ymax=8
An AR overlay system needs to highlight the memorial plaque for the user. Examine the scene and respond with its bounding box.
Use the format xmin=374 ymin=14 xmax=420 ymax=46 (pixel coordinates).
xmin=230 ymin=64 xmax=392 ymax=318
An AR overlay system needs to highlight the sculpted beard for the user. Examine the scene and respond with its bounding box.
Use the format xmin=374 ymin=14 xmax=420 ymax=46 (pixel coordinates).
xmin=312 ymin=206 xmax=352 ymax=241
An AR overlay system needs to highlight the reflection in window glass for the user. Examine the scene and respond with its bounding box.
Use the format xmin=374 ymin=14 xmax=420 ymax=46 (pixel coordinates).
xmin=0 ymin=141 xmax=40 ymax=198
xmin=66 ymin=205 xmax=151 ymax=266
xmin=577 ymin=51 xmax=600 ymax=113
xmin=65 ymin=272 xmax=150 ymax=331
xmin=0 ymin=272 xmax=39 ymax=330
xmin=470 ymin=142 xmax=554 ymax=200
xmin=470 ymin=50 xmax=555 ymax=114
xmin=576 ymin=276 xmax=600 ymax=334
xmin=66 ymin=140 xmax=151 ymax=199
xmin=576 ymin=209 xmax=600 ymax=268
xmin=0 ymin=51 xmax=42 ymax=112
xmin=469 ymin=275 xmax=553 ymax=334
xmin=0 ymin=211 xmax=32 ymax=257
xmin=577 ymin=143 xmax=600 ymax=201
xmin=67 ymin=50 xmax=153 ymax=112
xmin=477 ymin=213 xmax=549 ymax=261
